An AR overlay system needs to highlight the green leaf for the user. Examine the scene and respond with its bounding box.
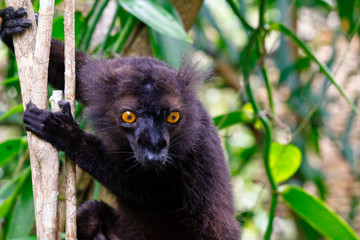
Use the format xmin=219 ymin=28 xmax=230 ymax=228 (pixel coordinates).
xmin=0 ymin=197 xmax=13 ymax=218
xmin=117 ymin=0 xmax=191 ymax=42
xmin=269 ymin=142 xmax=301 ymax=183
xmin=270 ymin=23 xmax=358 ymax=115
xmin=98 ymin=5 xmax=121 ymax=52
xmin=336 ymin=0 xmax=355 ymax=34
xmin=79 ymin=0 xmax=110 ymax=50
xmin=149 ymin=30 xmax=188 ymax=69
xmin=52 ymin=16 xmax=65 ymax=41
xmin=8 ymin=237 xmax=37 ymax=240
xmin=200 ymin=5 xmax=239 ymax=64
xmin=52 ymin=13 xmax=83 ymax=42
xmin=55 ymin=0 xmax=64 ymax=5
xmin=92 ymin=180 xmax=101 ymax=200
xmin=113 ymin=15 xmax=138 ymax=52
xmin=241 ymin=103 xmax=255 ymax=122
xmin=6 ymin=178 xmax=34 ymax=238
xmin=213 ymin=111 xmax=245 ymax=130
xmin=0 ymin=168 xmax=31 ymax=220
xmin=1 ymin=76 xmax=19 ymax=86
xmin=148 ymin=0 xmax=188 ymax=68
xmin=280 ymin=185 xmax=360 ymax=240
xmin=225 ymin=0 xmax=254 ymax=31
xmin=213 ymin=102 xmax=257 ymax=130
xmin=0 ymin=139 xmax=22 ymax=167
xmin=0 ymin=104 xmax=24 ymax=122
xmin=0 ymin=167 xmax=30 ymax=200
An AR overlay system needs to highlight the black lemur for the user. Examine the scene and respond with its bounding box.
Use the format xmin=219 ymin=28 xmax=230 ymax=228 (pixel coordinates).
xmin=0 ymin=6 xmax=240 ymax=240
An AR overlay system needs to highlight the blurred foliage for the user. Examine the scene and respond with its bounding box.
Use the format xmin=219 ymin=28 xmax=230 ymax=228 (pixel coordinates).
xmin=0 ymin=0 xmax=360 ymax=239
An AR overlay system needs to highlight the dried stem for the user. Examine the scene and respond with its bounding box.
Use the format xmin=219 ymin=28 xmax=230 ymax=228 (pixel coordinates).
xmin=3 ymin=0 xmax=42 ymax=236
xmin=48 ymin=91 xmax=63 ymax=240
xmin=32 ymin=0 xmax=58 ymax=239
xmin=64 ymin=0 xmax=77 ymax=238
xmin=4 ymin=0 xmax=36 ymax=106
xmin=4 ymin=0 xmax=59 ymax=239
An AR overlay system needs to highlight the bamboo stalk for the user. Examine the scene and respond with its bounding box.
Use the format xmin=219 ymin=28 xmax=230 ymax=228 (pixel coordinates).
xmin=64 ymin=0 xmax=77 ymax=238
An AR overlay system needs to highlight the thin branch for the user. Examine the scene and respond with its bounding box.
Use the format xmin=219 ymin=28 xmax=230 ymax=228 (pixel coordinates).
xmin=12 ymin=147 xmax=29 ymax=177
xmin=64 ymin=0 xmax=77 ymax=238
xmin=3 ymin=0 xmax=43 ymax=236
xmin=226 ymin=0 xmax=254 ymax=32
xmin=4 ymin=0 xmax=59 ymax=238
xmin=49 ymin=90 xmax=63 ymax=240
xmin=31 ymin=0 xmax=58 ymax=239
xmin=270 ymin=23 xmax=358 ymax=115
xmin=260 ymin=67 xmax=275 ymax=115
xmin=290 ymin=30 xmax=356 ymax=143
xmin=241 ymin=1 xmax=279 ymax=239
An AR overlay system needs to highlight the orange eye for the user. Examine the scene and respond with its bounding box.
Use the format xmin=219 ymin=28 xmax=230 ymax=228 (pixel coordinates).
xmin=121 ymin=111 xmax=136 ymax=123
xmin=167 ymin=111 xmax=180 ymax=124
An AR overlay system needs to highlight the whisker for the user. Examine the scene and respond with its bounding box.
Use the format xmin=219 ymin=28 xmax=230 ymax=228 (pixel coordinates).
xmin=169 ymin=133 xmax=193 ymax=148
xmin=122 ymin=155 xmax=136 ymax=163
xmin=165 ymin=157 xmax=176 ymax=168
xmin=170 ymin=130 xmax=193 ymax=144
xmin=93 ymin=126 xmax=115 ymax=132
xmin=169 ymin=142 xmax=184 ymax=149
xmin=125 ymin=161 xmax=140 ymax=173
xmin=107 ymin=151 xmax=134 ymax=154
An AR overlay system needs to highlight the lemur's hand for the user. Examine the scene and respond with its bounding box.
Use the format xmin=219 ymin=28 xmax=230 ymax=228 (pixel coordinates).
xmin=24 ymin=101 xmax=82 ymax=152
xmin=0 ymin=7 xmax=32 ymax=52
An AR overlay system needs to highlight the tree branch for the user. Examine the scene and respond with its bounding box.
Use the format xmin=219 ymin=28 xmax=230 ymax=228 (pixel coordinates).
xmin=64 ymin=0 xmax=77 ymax=239
xmin=4 ymin=0 xmax=59 ymax=239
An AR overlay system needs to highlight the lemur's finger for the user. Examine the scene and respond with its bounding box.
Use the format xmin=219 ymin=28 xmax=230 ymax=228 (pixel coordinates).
xmin=24 ymin=122 xmax=44 ymax=138
xmin=58 ymin=100 xmax=67 ymax=107
xmin=58 ymin=101 xmax=72 ymax=115
xmin=13 ymin=7 xmax=27 ymax=18
xmin=24 ymin=108 xmax=49 ymax=121
xmin=26 ymin=102 xmax=41 ymax=112
xmin=0 ymin=9 xmax=6 ymax=18
xmin=3 ymin=19 xmax=32 ymax=29
xmin=0 ymin=7 xmax=14 ymax=18
xmin=2 ymin=27 xmax=22 ymax=38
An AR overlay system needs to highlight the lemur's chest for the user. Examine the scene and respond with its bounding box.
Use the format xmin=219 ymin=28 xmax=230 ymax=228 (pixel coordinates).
xmin=115 ymin=209 xmax=207 ymax=240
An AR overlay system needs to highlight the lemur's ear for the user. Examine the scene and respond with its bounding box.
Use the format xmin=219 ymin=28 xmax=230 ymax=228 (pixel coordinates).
xmin=176 ymin=55 xmax=213 ymax=91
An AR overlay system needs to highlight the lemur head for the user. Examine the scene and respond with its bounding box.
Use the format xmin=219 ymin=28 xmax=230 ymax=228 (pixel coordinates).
xmin=86 ymin=57 xmax=207 ymax=170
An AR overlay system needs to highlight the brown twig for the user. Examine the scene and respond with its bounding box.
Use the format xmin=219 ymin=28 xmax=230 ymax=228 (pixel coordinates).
xmin=64 ymin=0 xmax=77 ymax=238
xmin=49 ymin=90 xmax=63 ymax=240
xmin=4 ymin=0 xmax=59 ymax=238
xmin=31 ymin=0 xmax=58 ymax=239
xmin=215 ymin=61 xmax=242 ymax=91
xmin=3 ymin=0 xmax=42 ymax=236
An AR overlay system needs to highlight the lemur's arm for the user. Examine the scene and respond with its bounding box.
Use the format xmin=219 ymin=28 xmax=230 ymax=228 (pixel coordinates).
xmin=0 ymin=6 xmax=90 ymax=104
xmin=1 ymin=7 xmax=120 ymax=192
xmin=24 ymin=101 xmax=120 ymax=192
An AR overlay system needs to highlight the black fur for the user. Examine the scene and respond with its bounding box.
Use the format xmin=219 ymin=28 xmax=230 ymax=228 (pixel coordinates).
xmin=1 ymin=7 xmax=240 ymax=240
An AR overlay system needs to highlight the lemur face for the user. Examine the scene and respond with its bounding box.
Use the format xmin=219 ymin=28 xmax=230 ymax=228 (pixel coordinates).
xmin=100 ymin=61 xmax=189 ymax=170
xmin=115 ymin=94 xmax=183 ymax=169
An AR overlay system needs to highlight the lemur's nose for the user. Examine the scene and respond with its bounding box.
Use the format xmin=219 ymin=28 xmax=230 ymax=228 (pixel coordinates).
xmin=144 ymin=149 xmax=167 ymax=165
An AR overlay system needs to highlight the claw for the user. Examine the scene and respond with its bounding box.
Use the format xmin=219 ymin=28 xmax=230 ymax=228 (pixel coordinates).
xmin=1 ymin=6 xmax=33 ymax=52
xmin=24 ymin=19 xmax=32 ymax=26
xmin=0 ymin=7 xmax=14 ymax=17
xmin=58 ymin=100 xmax=67 ymax=107
xmin=58 ymin=101 xmax=71 ymax=115
xmin=14 ymin=7 xmax=27 ymax=17
xmin=26 ymin=101 xmax=35 ymax=109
